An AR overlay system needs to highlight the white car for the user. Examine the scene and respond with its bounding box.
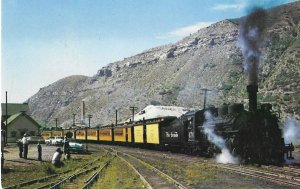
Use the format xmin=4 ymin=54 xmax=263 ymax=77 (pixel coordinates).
xmin=45 ymin=137 xmax=54 ymax=145
xmin=51 ymin=136 xmax=64 ymax=146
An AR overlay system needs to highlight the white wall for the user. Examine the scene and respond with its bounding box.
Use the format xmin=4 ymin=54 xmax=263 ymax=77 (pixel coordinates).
xmin=7 ymin=115 xmax=39 ymax=142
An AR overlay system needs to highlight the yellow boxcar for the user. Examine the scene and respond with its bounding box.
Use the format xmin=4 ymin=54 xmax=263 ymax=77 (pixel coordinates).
xmin=99 ymin=129 xmax=112 ymax=141
xmin=146 ymin=123 xmax=160 ymax=144
xmin=127 ymin=127 xmax=132 ymax=142
xmin=114 ymin=128 xmax=126 ymax=142
xmin=76 ymin=130 xmax=86 ymax=140
xmin=134 ymin=125 xmax=144 ymax=143
xmin=87 ymin=129 xmax=98 ymax=141
xmin=41 ymin=131 xmax=52 ymax=140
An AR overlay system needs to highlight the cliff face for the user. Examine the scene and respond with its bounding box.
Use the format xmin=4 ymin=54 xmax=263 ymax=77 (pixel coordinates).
xmin=28 ymin=2 xmax=300 ymax=127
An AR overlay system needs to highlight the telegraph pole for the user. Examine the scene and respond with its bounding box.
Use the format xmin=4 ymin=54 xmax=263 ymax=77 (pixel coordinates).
xmin=129 ymin=106 xmax=138 ymax=122
xmin=5 ymin=91 xmax=8 ymax=144
xmin=72 ymin=114 xmax=76 ymax=126
xmin=115 ymin=110 xmax=118 ymax=127
xmin=55 ymin=118 xmax=58 ymax=131
xmin=88 ymin=114 xmax=92 ymax=128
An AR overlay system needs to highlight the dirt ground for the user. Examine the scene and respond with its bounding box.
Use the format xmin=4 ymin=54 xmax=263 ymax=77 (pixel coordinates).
xmin=1 ymin=144 xmax=300 ymax=189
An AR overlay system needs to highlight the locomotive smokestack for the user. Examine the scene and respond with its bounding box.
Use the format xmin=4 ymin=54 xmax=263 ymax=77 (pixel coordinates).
xmin=247 ymin=85 xmax=258 ymax=112
xmin=238 ymin=8 xmax=266 ymax=112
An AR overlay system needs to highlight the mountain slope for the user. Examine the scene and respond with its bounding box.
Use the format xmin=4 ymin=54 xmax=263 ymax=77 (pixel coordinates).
xmin=28 ymin=2 xmax=300 ymax=127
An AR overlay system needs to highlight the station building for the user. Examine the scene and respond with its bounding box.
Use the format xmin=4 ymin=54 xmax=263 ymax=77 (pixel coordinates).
xmin=1 ymin=103 xmax=40 ymax=142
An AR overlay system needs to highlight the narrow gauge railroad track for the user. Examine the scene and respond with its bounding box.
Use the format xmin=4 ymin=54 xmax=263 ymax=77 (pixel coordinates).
xmin=212 ymin=163 xmax=300 ymax=188
xmin=3 ymin=152 xmax=107 ymax=189
xmin=261 ymin=164 xmax=300 ymax=177
xmin=39 ymin=154 xmax=115 ymax=189
xmin=105 ymin=145 xmax=300 ymax=188
xmin=106 ymin=147 xmax=189 ymax=189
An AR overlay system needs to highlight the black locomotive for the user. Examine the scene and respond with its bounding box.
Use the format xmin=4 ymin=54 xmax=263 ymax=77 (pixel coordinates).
xmin=160 ymin=85 xmax=286 ymax=164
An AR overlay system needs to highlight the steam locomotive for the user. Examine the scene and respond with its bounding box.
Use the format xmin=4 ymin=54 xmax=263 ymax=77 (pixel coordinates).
xmin=42 ymin=84 xmax=288 ymax=165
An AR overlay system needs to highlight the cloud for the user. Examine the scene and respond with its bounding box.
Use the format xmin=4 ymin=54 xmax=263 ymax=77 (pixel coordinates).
xmin=157 ymin=22 xmax=213 ymax=39
xmin=211 ymin=2 xmax=247 ymax=11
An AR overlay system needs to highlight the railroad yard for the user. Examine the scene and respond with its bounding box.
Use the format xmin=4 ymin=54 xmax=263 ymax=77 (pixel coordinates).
xmin=1 ymin=143 xmax=299 ymax=189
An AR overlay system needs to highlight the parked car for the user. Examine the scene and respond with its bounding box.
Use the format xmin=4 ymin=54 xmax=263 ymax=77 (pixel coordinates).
xmin=51 ymin=136 xmax=64 ymax=146
xmin=45 ymin=137 xmax=54 ymax=145
xmin=45 ymin=136 xmax=64 ymax=146
xmin=27 ymin=136 xmax=45 ymax=144
xmin=68 ymin=142 xmax=86 ymax=153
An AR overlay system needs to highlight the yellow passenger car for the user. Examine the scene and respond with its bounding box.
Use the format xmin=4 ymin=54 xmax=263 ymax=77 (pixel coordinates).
xmin=127 ymin=127 xmax=132 ymax=142
xmin=134 ymin=125 xmax=144 ymax=143
xmin=52 ymin=131 xmax=64 ymax=137
xmin=114 ymin=127 xmax=126 ymax=142
xmin=99 ymin=128 xmax=112 ymax=141
xmin=87 ymin=129 xmax=98 ymax=141
xmin=41 ymin=131 xmax=52 ymax=140
xmin=146 ymin=123 xmax=160 ymax=144
xmin=76 ymin=130 xmax=86 ymax=140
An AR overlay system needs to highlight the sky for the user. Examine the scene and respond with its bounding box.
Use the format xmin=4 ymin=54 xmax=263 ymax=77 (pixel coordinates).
xmin=1 ymin=0 xmax=297 ymax=103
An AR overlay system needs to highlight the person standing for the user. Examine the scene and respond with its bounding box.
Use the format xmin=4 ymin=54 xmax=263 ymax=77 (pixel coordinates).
xmin=37 ymin=142 xmax=42 ymax=161
xmin=63 ymin=137 xmax=70 ymax=160
xmin=17 ymin=140 xmax=23 ymax=158
xmin=22 ymin=134 xmax=28 ymax=159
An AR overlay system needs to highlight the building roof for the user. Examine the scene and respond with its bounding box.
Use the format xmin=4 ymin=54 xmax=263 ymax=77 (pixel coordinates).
xmin=5 ymin=112 xmax=40 ymax=128
xmin=1 ymin=103 xmax=30 ymax=116
xmin=126 ymin=105 xmax=191 ymax=122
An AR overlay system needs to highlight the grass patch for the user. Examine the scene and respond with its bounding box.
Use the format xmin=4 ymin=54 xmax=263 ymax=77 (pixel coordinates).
xmin=140 ymin=157 xmax=218 ymax=186
xmin=1 ymin=154 xmax=98 ymax=187
xmin=93 ymin=157 xmax=145 ymax=189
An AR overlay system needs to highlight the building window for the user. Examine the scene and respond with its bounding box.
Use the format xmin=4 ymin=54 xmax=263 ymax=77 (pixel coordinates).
xmin=11 ymin=131 xmax=17 ymax=138
xmin=29 ymin=131 xmax=35 ymax=136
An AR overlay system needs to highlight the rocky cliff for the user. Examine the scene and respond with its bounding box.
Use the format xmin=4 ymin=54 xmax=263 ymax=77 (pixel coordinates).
xmin=28 ymin=2 xmax=300 ymax=127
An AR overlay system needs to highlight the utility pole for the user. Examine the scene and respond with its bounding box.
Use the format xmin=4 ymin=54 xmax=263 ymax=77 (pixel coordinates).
xmin=129 ymin=106 xmax=138 ymax=122
xmin=5 ymin=91 xmax=8 ymax=144
xmin=72 ymin=114 xmax=76 ymax=126
xmin=88 ymin=114 xmax=92 ymax=128
xmin=115 ymin=110 xmax=118 ymax=127
xmin=55 ymin=118 xmax=58 ymax=131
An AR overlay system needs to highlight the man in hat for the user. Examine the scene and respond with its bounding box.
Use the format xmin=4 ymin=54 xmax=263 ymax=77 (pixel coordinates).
xmin=22 ymin=134 xmax=28 ymax=159
xmin=52 ymin=148 xmax=63 ymax=167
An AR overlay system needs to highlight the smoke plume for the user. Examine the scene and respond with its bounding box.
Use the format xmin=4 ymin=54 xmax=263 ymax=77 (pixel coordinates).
xmin=283 ymin=116 xmax=300 ymax=144
xmin=238 ymin=8 xmax=266 ymax=85
xmin=203 ymin=111 xmax=239 ymax=164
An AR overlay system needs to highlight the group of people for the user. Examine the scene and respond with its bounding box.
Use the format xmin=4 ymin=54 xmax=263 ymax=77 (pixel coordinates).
xmin=17 ymin=134 xmax=29 ymax=159
xmin=17 ymin=134 xmax=70 ymax=167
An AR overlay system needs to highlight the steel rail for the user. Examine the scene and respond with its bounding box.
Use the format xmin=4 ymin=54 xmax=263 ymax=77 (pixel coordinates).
xmin=3 ymin=153 xmax=107 ymax=189
xmin=116 ymin=152 xmax=153 ymax=189
xmin=48 ymin=164 xmax=104 ymax=189
xmin=212 ymin=163 xmax=300 ymax=188
xmin=81 ymin=156 xmax=115 ymax=189
xmin=34 ymin=154 xmax=108 ymax=189
xmin=109 ymin=147 xmax=188 ymax=189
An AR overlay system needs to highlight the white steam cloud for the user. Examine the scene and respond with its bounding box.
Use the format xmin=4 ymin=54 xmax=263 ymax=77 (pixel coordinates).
xmin=283 ymin=116 xmax=300 ymax=144
xmin=203 ymin=111 xmax=239 ymax=164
